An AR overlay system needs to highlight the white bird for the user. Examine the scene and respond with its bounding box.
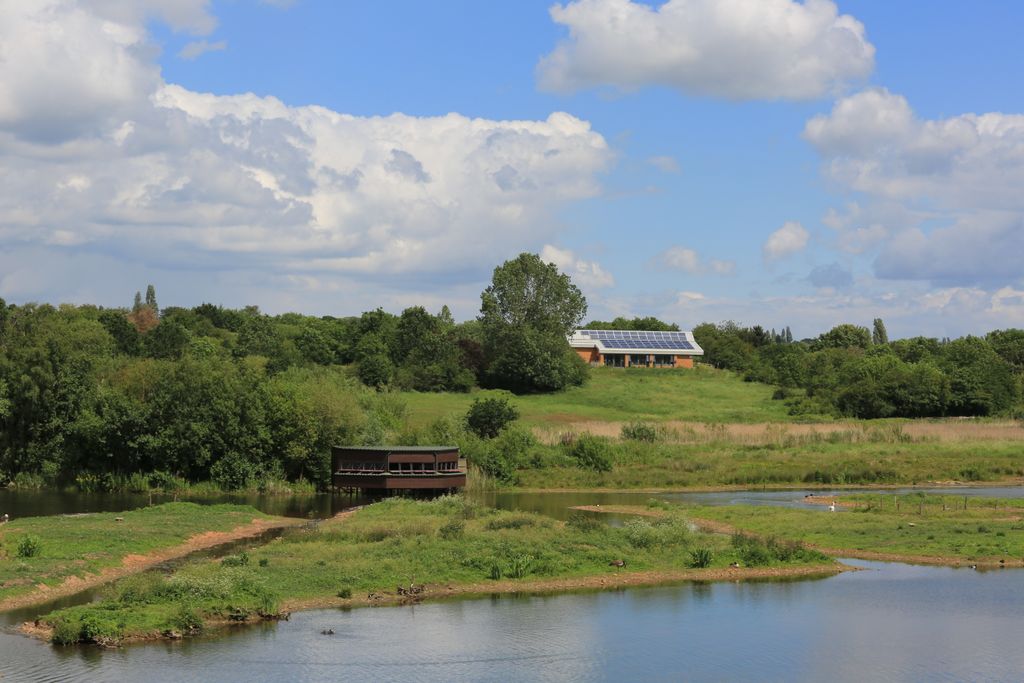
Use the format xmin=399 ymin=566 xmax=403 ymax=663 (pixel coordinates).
xmin=828 ymin=502 xmax=836 ymax=513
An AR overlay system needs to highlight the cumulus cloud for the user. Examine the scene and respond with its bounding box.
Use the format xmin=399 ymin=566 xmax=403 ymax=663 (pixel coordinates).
xmin=805 ymin=88 xmax=1024 ymax=285
xmin=0 ymin=1 xmax=612 ymax=303
xmin=179 ymin=39 xmax=227 ymax=60
xmin=659 ymin=246 xmax=734 ymax=275
xmin=540 ymin=244 xmax=615 ymax=289
xmin=762 ymin=221 xmax=809 ymax=260
xmin=538 ymin=0 xmax=874 ymax=100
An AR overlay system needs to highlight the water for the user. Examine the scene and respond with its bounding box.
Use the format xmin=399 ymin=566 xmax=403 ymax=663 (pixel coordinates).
xmin=2 ymin=560 xmax=1021 ymax=682
xmin=4 ymin=485 xmax=1023 ymax=521
xmin=3 ymin=486 xmax=1024 ymax=681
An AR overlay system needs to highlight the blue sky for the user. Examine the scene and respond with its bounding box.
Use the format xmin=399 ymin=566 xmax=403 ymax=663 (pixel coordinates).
xmin=2 ymin=1 xmax=1023 ymax=338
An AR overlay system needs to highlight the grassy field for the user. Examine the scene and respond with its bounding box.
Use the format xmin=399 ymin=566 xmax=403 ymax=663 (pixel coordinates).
xmin=402 ymin=365 xmax=794 ymax=428
xmin=0 ymin=503 xmax=282 ymax=606
xmin=37 ymin=497 xmax=835 ymax=644
xmin=684 ymin=493 xmax=1024 ymax=565
xmin=515 ymin=439 xmax=1024 ymax=490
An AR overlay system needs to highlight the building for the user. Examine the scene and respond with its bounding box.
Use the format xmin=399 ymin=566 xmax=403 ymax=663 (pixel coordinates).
xmin=567 ymin=329 xmax=704 ymax=368
xmin=331 ymin=446 xmax=465 ymax=493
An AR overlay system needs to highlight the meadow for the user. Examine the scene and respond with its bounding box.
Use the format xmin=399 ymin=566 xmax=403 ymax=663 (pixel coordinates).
xmin=0 ymin=503 xmax=287 ymax=607
xmin=684 ymin=493 xmax=1024 ymax=565
xmin=36 ymin=497 xmax=835 ymax=645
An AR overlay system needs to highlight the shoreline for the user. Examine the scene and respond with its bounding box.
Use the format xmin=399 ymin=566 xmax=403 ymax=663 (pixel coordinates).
xmin=0 ymin=517 xmax=303 ymax=613
xmin=571 ymin=504 xmax=1024 ymax=569
xmin=507 ymin=479 xmax=1024 ymax=494
xmin=19 ymin=562 xmax=847 ymax=644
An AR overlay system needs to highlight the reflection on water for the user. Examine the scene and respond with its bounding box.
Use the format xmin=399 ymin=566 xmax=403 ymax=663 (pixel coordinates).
xmin=3 ymin=560 xmax=1021 ymax=682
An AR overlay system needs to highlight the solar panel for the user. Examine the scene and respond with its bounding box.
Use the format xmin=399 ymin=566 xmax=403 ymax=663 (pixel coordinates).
xmin=578 ymin=329 xmax=699 ymax=354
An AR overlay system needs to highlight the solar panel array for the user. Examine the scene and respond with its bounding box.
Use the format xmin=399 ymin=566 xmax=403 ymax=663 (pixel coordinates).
xmin=578 ymin=330 xmax=695 ymax=351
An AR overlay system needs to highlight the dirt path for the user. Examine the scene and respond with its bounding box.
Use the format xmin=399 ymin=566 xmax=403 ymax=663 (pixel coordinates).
xmin=0 ymin=517 xmax=303 ymax=613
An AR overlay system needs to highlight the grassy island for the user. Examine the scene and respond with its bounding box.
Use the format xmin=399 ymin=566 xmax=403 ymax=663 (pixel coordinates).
xmin=0 ymin=502 xmax=296 ymax=611
xmin=683 ymin=493 xmax=1024 ymax=566
xmin=33 ymin=497 xmax=838 ymax=645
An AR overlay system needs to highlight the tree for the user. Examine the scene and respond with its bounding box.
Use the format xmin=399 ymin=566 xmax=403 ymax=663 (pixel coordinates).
xmin=479 ymin=253 xmax=588 ymax=393
xmin=466 ymin=397 xmax=519 ymax=438
xmin=872 ymin=318 xmax=889 ymax=345
xmin=814 ymin=324 xmax=871 ymax=350
xmin=145 ymin=284 xmax=157 ymax=310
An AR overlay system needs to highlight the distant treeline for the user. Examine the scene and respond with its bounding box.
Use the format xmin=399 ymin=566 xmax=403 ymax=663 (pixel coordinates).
xmin=693 ymin=321 xmax=1024 ymax=419
xmin=0 ymin=254 xmax=591 ymax=489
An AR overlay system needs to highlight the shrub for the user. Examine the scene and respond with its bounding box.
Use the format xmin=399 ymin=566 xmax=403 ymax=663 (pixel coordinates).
xmin=485 ymin=514 xmax=535 ymax=531
xmin=258 ymin=558 xmax=269 ymax=567
xmin=466 ymin=397 xmax=519 ymax=438
xmin=624 ymin=519 xmax=658 ymax=548
xmin=689 ymin=547 xmax=713 ymax=568
xmin=221 ymin=552 xmax=250 ymax=567
xmin=17 ymin=534 xmax=41 ymax=558
xmin=336 ymin=587 xmax=352 ymax=599
xmin=621 ymin=421 xmax=659 ymax=442
xmin=171 ymin=605 xmax=204 ymax=633
xmin=51 ymin=618 xmax=82 ymax=645
xmin=566 ymin=512 xmax=604 ymax=533
xmin=508 ymin=554 xmax=533 ymax=579
xmin=438 ymin=518 xmax=465 ymax=540
xmin=566 ymin=434 xmax=614 ymax=472
xmin=489 ymin=564 xmax=503 ymax=580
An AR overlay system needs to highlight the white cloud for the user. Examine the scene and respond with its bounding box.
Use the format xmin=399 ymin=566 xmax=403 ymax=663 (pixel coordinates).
xmin=762 ymin=221 xmax=809 ymax=260
xmin=0 ymin=1 xmax=612 ymax=303
xmin=646 ymin=155 xmax=680 ymax=173
xmin=661 ymin=246 xmax=699 ymax=272
xmin=659 ymin=246 xmax=734 ymax=275
xmin=540 ymin=245 xmax=615 ymax=289
xmin=538 ymin=0 xmax=874 ymax=100
xmin=805 ymin=88 xmax=1024 ymax=285
xmin=178 ymin=39 xmax=227 ymax=60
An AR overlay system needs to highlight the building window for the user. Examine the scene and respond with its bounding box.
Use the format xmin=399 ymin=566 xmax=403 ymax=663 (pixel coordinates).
xmin=630 ymin=354 xmax=649 ymax=367
xmin=604 ymin=354 xmax=625 ymax=367
xmin=654 ymin=355 xmax=675 ymax=367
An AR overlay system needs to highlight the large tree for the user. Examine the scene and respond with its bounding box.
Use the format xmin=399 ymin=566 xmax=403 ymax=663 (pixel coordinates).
xmin=479 ymin=253 xmax=588 ymax=393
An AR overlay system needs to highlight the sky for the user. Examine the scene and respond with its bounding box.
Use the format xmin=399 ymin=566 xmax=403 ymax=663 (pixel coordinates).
xmin=1 ymin=0 xmax=1023 ymax=338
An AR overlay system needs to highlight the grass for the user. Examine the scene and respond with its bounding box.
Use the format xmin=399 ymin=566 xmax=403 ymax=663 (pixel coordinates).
xmin=401 ymin=366 xmax=794 ymax=428
xmin=0 ymin=502 xmax=278 ymax=605
xmin=513 ymin=439 xmax=1024 ymax=490
xmin=37 ymin=496 xmax=833 ymax=644
xmin=684 ymin=493 xmax=1024 ymax=564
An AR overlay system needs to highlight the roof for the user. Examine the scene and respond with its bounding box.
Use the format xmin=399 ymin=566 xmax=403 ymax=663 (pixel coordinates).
xmin=332 ymin=445 xmax=459 ymax=453
xmin=568 ymin=329 xmax=704 ymax=356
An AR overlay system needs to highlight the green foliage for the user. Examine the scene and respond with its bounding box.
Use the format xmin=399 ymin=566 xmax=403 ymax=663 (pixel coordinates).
xmin=466 ymin=396 xmax=519 ymax=438
xmin=221 ymin=552 xmax=250 ymax=567
xmin=438 ymin=518 xmax=465 ymax=540
xmin=336 ymin=587 xmax=352 ymax=599
xmin=480 ymin=253 xmax=589 ymax=393
xmin=583 ymin=316 xmax=679 ymax=331
xmin=620 ymin=421 xmax=659 ymax=442
xmin=688 ymin=547 xmax=713 ymax=568
xmin=565 ymin=434 xmax=614 ymax=472
xmin=815 ymin=324 xmax=871 ymax=350
xmin=17 ymin=534 xmax=42 ymax=558
xmin=566 ymin=512 xmax=604 ymax=533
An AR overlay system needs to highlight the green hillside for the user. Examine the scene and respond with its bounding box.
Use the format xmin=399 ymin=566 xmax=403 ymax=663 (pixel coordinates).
xmin=402 ymin=365 xmax=794 ymax=428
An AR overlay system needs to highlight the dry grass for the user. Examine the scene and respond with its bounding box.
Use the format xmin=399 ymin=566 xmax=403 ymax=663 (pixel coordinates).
xmin=534 ymin=419 xmax=1024 ymax=447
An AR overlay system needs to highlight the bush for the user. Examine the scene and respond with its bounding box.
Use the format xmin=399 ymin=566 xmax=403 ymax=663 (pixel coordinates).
xmin=566 ymin=434 xmax=614 ymax=472
xmin=51 ymin=618 xmax=82 ymax=646
xmin=438 ymin=518 xmax=465 ymax=540
xmin=624 ymin=519 xmax=658 ymax=548
xmin=620 ymin=421 xmax=659 ymax=442
xmin=689 ymin=547 xmax=713 ymax=568
xmin=466 ymin=397 xmax=519 ymax=439
xmin=337 ymin=587 xmax=353 ymax=599
xmin=221 ymin=552 xmax=250 ymax=567
xmin=489 ymin=563 xmax=503 ymax=580
xmin=507 ymin=554 xmax=533 ymax=579
xmin=171 ymin=605 xmax=204 ymax=633
xmin=358 ymin=354 xmax=394 ymax=388
xmin=485 ymin=514 xmax=535 ymax=531
xmin=17 ymin=534 xmax=41 ymax=558
xmin=566 ymin=512 xmax=604 ymax=533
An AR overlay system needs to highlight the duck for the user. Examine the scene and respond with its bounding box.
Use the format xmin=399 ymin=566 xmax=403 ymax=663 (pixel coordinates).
xmin=320 ymin=629 xmax=335 ymax=635
xmin=608 ymin=559 xmax=626 ymax=568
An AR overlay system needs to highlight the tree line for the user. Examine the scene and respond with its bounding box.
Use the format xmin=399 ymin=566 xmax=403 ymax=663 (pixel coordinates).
xmin=0 ymin=254 xmax=588 ymax=489
xmin=693 ymin=321 xmax=1024 ymax=419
